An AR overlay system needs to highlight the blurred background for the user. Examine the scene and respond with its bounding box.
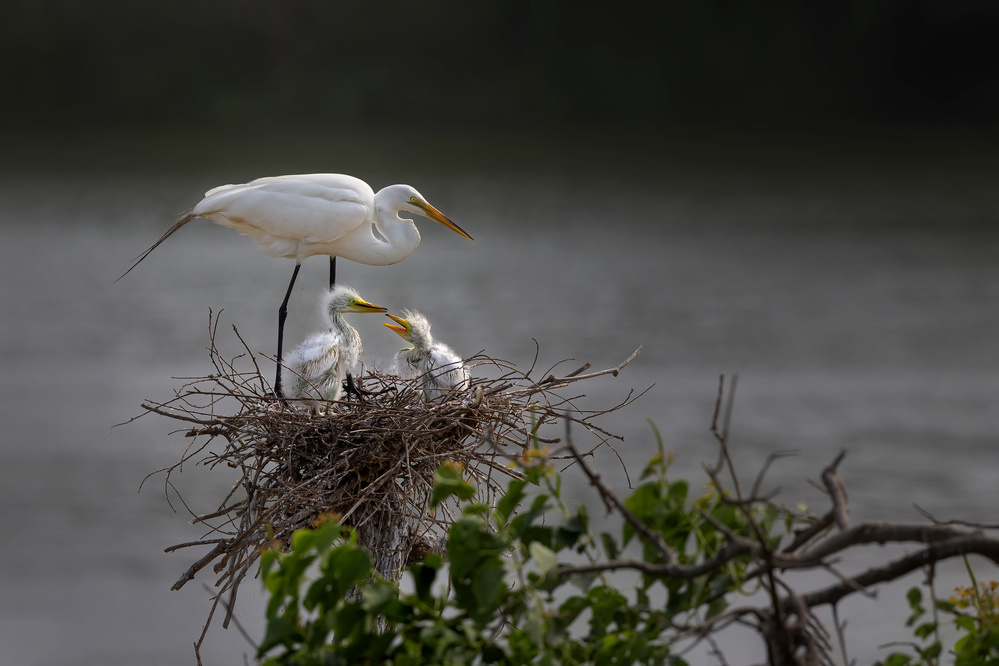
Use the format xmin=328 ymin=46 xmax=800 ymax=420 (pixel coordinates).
xmin=1 ymin=1 xmax=998 ymax=664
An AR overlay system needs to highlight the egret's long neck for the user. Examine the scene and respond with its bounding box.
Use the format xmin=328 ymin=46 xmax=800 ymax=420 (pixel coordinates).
xmin=328 ymin=208 xmax=422 ymax=267
xmin=328 ymin=311 xmax=359 ymax=342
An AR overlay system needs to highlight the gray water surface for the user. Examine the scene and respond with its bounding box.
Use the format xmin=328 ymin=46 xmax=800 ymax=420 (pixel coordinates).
xmin=2 ymin=135 xmax=998 ymax=664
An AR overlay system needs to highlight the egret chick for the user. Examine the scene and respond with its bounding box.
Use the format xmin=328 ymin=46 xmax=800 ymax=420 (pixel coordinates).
xmin=384 ymin=311 xmax=470 ymax=401
xmin=283 ymin=285 xmax=387 ymax=413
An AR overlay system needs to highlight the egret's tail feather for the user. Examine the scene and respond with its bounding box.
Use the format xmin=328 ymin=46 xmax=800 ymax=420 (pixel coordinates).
xmin=115 ymin=212 xmax=197 ymax=282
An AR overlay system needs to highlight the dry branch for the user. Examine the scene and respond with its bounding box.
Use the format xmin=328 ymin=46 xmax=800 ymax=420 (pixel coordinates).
xmin=556 ymin=408 xmax=999 ymax=666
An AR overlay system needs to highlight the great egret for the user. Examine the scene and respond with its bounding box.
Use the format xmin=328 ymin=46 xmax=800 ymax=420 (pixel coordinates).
xmin=117 ymin=173 xmax=473 ymax=397
xmin=384 ymin=310 xmax=470 ymax=401
xmin=282 ymin=285 xmax=387 ymax=412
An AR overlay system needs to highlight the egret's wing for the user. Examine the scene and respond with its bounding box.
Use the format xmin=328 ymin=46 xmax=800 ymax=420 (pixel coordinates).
xmin=196 ymin=174 xmax=375 ymax=245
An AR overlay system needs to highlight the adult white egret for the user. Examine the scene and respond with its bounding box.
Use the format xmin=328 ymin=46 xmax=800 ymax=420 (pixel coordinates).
xmin=282 ymin=285 xmax=387 ymax=412
xmin=384 ymin=310 xmax=470 ymax=401
xmin=117 ymin=173 xmax=473 ymax=397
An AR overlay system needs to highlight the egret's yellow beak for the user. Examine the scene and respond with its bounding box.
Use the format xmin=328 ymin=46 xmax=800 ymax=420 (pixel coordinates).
xmin=384 ymin=314 xmax=412 ymax=340
xmin=349 ymin=298 xmax=388 ymax=314
xmin=414 ymin=199 xmax=473 ymax=241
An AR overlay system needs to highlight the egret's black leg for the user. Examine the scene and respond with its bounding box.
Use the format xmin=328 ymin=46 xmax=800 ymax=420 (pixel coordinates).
xmin=344 ymin=372 xmax=363 ymax=402
xmin=330 ymin=256 xmax=337 ymax=288
xmin=343 ymin=373 xmax=396 ymax=402
xmin=274 ymin=263 xmax=303 ymax=400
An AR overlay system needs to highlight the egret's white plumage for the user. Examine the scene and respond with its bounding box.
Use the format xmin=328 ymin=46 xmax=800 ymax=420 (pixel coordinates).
xmin=118 ymin=173 xmax=472 ymax=399
xmin=120 ymin=173 xmax=472 ymax=275
xmin=283 ymin=285 xmax=387 ymax=413
xmin=385 ymin=310 xmax=470 ymax=401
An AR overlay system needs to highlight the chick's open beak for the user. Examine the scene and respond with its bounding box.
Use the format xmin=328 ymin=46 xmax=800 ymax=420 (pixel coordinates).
xmin=384 ymin=314 xmax=411 ymax=339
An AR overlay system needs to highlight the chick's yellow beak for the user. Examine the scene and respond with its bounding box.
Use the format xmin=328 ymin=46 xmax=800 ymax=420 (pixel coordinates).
xmin=384 ymin=314 xmax=411 ymax=340
xmin=351 ymin=298 xmax=388 ymax=314
xmin=415 ymin=199 xmax=474 ymax=241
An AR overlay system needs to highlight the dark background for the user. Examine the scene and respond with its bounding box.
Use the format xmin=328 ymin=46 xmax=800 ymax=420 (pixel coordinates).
xmin=3 ymin=0 xmax=998 ymax=136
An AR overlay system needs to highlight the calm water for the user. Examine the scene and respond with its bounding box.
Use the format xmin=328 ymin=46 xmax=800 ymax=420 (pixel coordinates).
xmin=1 ymin=131 xmax=998 ymax=664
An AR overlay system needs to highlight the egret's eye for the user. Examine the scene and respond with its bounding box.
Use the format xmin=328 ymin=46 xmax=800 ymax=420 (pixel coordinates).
xmin=409 ymin=197 xmax=420 ymax=205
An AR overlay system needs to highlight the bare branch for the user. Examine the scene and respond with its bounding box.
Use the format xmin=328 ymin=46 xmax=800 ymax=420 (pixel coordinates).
xmin=914 ymin=504 xmax=999 ymax=529
xmin=564 ymin=437 xmax=678 ymax=565
xmin=751 ymin=450 xmax=798 ymax=501
xmin=171 ymin=542 xmax=227 ymax=591
xmin=541 ymin=346 xmax=641 ymax=385
xmin=793 ymin=521 xmax=985 ymax=564
xmin=822 ymin=448 xmax=850 ymax=530
xmin=784 ymin=511 xmax=836 ymax=554
xmin=800 ymin=535 xmax=999 ymax=609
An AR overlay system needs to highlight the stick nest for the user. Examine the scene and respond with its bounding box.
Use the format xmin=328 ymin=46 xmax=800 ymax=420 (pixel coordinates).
xmin=135 ymin=312 xmax=643 ymax=636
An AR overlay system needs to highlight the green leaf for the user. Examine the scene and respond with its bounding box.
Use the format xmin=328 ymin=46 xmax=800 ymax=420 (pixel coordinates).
xmin=330 ymin=547 xmax=373 ymax=587
xmin=362 ymin=581 xmax=397 ymax=612
xmin=705 ymin=597 xmax=728 ymax=619
xmin=556 ymin=507 xmax=588 ymax=549
xmin=431 ymin=465 xmax=476 ymax=508
xmin=935 ymin=599 xmax=956 ymax=613
xmin=623 ymin=484 xmax=662 ymax=546
xmin=530 ymin=542 xmax=559 ymax=576
xmin=482 ymin=644 xmax=507 ymax=663
xmin=311 ymin=520 xmax=342 ymax=552
xmin=257 ymin=616 xmax=297 ymax=655
xmin=448 ymin=517 xmax=508 ymax=580
xmin=290 ymin=528 xmax=316 ymax=553
xmin=600 ymin=532 xmax=620 ymax=560
xmin=259 ymin=548 xmax=279 ymax=578
xmin=410 ymin=557 xmax=441 ymax=602
xmin=559 ymin=596 xmax=589 ymax=625
xmin=333 ymin=602 xmax=366 ymax=639
xmin=668 ymin=480 xmax=688 ymax=504
xmin=497 ymin=479 xmax=527 ymax=525
xmin=569 ymin=571 xmax=598 ymax=592
xmin=471 ymin=561 xmax=506 ymax=615
xmin=955 ymin=614 xmax=976 ymax=632
xmin=914 ymin=621 xmax=937 ymax=639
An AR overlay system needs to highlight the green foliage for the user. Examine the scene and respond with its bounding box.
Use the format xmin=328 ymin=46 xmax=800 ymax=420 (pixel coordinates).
xmin=257 ymin=443 xmax=999 ymax=666
xmin=256 ymin=435 xmax=783 ymax=665
xmin=878 ymin=564 xmax=999 ymax=666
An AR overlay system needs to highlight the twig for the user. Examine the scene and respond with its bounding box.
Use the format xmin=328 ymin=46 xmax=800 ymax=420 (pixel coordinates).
xmin=172 ymin=542 xmax=228 ymax=591
xmin=564 ymin=435 xmax=678 ymax=565
xmin=799 ymin=535 xmax=999 ymax=609
xmin=541 ymin=346 xmax=641 ymax=385
xmin=831 ymin=603 xmax=853 ymax=666
xmin=822 ymin=448 xmax=850 ymax=530
xmin=913 ymin=504 xmax=999 ymax=529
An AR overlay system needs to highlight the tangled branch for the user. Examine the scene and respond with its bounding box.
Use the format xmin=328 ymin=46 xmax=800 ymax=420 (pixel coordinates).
xmin=558 ymin=375 xmax=999 ymax=666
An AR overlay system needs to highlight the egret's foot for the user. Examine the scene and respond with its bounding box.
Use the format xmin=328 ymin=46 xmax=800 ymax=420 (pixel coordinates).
xmin=262 ymin=390 xmax=290 ymax=407
xmin=344 ymin=373 xmax=366 ymax=403
xmin=343 ymin=374 xmax=396 ymax=402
